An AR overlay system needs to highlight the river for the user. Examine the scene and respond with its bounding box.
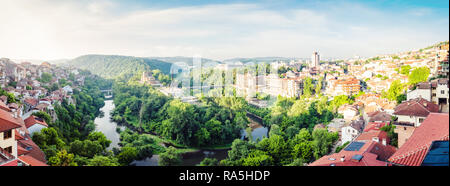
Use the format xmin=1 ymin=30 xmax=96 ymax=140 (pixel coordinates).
xmin=94 ymin=100 xmax=124 ymax=150
xmin=94 ymin=99 xmax=268 ymax=166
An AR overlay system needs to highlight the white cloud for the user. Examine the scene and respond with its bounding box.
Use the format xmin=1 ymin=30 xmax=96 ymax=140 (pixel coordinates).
xmin=0 ymin=0 xmax=448 ymax=61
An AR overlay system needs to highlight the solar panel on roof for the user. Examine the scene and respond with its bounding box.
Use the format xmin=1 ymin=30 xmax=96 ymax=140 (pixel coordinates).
xmin=344 ymin=141 xmax=365 ymax=151
xmin=421 ymin=141 xmax=449 ymax=166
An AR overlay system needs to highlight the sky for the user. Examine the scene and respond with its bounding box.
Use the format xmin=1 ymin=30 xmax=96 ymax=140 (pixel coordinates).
xmin=0 ymin=0 xmax=448 ymax=61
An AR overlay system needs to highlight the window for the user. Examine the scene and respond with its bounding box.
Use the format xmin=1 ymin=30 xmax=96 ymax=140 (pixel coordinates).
xmin=419 ymin=118 xmax=424 ymax=123
xmin=404 ymin=127 xmax=407 ymax=130
xmin=4 ymin=146 xmax=12 ymax=154
xmin=3 ymin=130 xmax=12 ymax=139
xmin=441 ymin=90 xmax=445 ymax=94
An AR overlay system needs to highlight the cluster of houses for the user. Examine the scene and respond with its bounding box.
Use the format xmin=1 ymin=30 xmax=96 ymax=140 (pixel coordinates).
xmin=309 ymin=79 xmax=449 ymax=166
xmin=1 ymin=58 xmax=84 ymax=166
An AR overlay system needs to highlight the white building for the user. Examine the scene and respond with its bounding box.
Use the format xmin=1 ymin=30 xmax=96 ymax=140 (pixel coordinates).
xmin=24 ymin=116 xmax=48 ymax=137
xmin=311 ymin=52 xmax=320 ymax=68
xmin=341 ymin=119 xmax=364 ymax=144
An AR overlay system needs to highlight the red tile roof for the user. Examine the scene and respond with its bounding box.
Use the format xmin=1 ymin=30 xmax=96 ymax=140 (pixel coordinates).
xmin=17 ymin=139 xmax=47 ymax=163
xmin=356 ymin=130 xmax=389 ymax=144
xmin=388 ymin=113 xmax=449 ymax=166
xmin=364 ymin=122 xmax=388 ymax=132
xmin=0 ymin=100 xmax=11 ymax=112
xmin=368 ymin=112 xmax=392 ymax=122
xmin=0 ymin=159 xmax=19 ymax=166
xmin=24 ymin=115 xmax=48 ymax=128
xmin=369 ymin=142 xmax=397 ymax=161
xmin=17 ymin=145 xmax=29 ymax=156
xmin=309 ymin=141 xmax=395 ymax=166
xmin=0 ymin=109 xmax=22 ymax=132
xmin=393 ymin=98 xmax=439 ymax=117
xmin=15 ymin=131 xmax=24 ymax=140
xmin=24 ymin=98 xmax=38 ymax=106
xmin=18 ymin=155 xmax=48 ymax=166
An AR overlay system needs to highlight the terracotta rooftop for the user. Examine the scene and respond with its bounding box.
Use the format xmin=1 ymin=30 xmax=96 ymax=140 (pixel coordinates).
xmin=309 ymin=141 xmax=396 ymax=166
xmin=388 ymin=113 xmax=449 ymax=166
xmin=18 ymin=155 xmax=48 ymax=166
xmin=24 ymin=115 xmax=48 ymax=128
xmin=368 ymin=111 xmax=392 ymax=122
xmin=24 ymin=98 xmax=38 ymax=106
xmin=393 ymin=98 xmax=439 ymax=117
xmin=0 ymin=100 xmax=11 ymax=112
xmin=356 ymin=130 xmax=390 ymax=145
xmin=0 ymin=109 xmax=22 ymax=132
xmin=364 ymin=122 xmax=389 ymax=132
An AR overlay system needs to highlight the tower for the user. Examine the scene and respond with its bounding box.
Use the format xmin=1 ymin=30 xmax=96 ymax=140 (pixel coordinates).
xmin=311 ymin=52 xmax=320 ymax=68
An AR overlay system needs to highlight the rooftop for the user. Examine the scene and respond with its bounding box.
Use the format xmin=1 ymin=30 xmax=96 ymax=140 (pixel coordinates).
xmin=388 ymin=113 xmax=449 ymax=166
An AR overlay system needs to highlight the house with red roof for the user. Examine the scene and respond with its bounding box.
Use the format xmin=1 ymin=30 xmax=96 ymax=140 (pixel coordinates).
xmin=364 ymin=122 xmax=388 ymax=132
xmin=23 ymin=97 xmax=38 ymax=113
xmin=24 ymin=115 xmax=48 ymax=137
xmin=0 ymin=108 xmax=22 ymax=159
xmin=356 ymin=130 xmax=390 ymax=146
xmin=388 ymin=113 xmax=449 ymax=166
xmin=1 ymin=103 xmax=47 ymax=166
xmin=393 ymin=98 xmax=439 ymax=147
xmin=341 ymin=118 xmax=365 ymax=144
xmin=309 ymin=140 xmax=396 ymax=166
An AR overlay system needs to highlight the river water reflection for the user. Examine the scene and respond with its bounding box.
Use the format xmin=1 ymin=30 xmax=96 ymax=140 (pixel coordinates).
xmin=94 ymin=100 xmax=124 ymax=150
xmin=95 ymin=100 xmax=268 ymax=166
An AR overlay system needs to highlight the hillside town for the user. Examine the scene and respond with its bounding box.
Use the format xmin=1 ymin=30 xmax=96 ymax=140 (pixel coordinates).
xmin=1 ymin=41 xmax=449 ymax=166
xmin=0 ymin=58 xmax=85 ymax=166
xmin=231 ymin=42 xmax=449 ymax=166
xmin=136 ymin=42 xmax=449 ymax=166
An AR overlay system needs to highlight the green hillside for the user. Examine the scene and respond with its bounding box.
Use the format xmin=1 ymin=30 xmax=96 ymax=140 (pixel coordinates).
xmin=69 ymin=55 xmax=172 ymax=79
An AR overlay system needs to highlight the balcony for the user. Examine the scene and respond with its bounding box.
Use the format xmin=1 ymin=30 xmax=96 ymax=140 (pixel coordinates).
xmin=0 ymin=147 xmax=15 ymax=165
xmin=393 ymin=121 xmax=415 ymax=127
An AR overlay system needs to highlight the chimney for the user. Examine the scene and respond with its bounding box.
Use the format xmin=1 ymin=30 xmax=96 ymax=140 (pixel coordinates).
xmin=340 ymin=156 xmax=345 ymax=162
xmin=382 ymin=139 xmax=387 ymax=146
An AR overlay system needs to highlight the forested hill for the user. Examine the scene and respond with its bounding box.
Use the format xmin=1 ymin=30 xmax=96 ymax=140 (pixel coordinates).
xmin=68 ymin=55 xmax=172 ymax=79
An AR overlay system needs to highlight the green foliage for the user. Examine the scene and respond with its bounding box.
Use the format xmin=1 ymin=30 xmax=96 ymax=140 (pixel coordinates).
xmin=70 ymin=55 xmax=172 ymax=80
xmin=32 ymin=111 xmax=52 ymax=124
xmin=151 ymin=69 xmax=171 ymax=86
xmin=0 ymin=88 xmax=18 ymax=103
xmin=69 ymin=140 xmax=103 ymax=158
xmin=48 ymin=150 xmax=77 ymax=166
xmin=117 ymin=146 xmax=138 ymax=165
xmin=315 ymin=77 xmax=323 ymax=95
xmin=32 ymin=73 xmax=114 ymax=166
xmin=87 ymin=156 xmax=120 ymax=166
xmin=381 ymin=124 xmax=398 ymax=147
xmin=199 ymin=158 xmax=219 ymax=166
xmin=40 ymin=72 xmax=53 ymax=83
xmin=382 ymin=80 xmax=405 ymax=102
xmin=8 ymin=81 xmax=17 ymax=87
xmin=303 ymin=77 xmax=314 ymax=97
xmin=221 ymin=128 xmax=338 ymax=166
xmin=408 ymin=67 xmax=430 ymax=86
xmin=119 ymin=129 xmax=164 ymax=160
xmin=111 ymin=81 xmax=247 ymax=147
xmin=242 ymin=150 xmax=274 ymax=166
xmin=329 ymin=95 xmax=353 ymax=112
xmin=159 ymin=146 xmax=182 ymax=166
xmin=400 ymin=65 xmax=412 ymax=75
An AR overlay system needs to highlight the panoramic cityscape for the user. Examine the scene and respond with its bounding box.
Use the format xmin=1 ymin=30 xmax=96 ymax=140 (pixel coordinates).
xmin=0 ymin=0 xmax=449 ymax=168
